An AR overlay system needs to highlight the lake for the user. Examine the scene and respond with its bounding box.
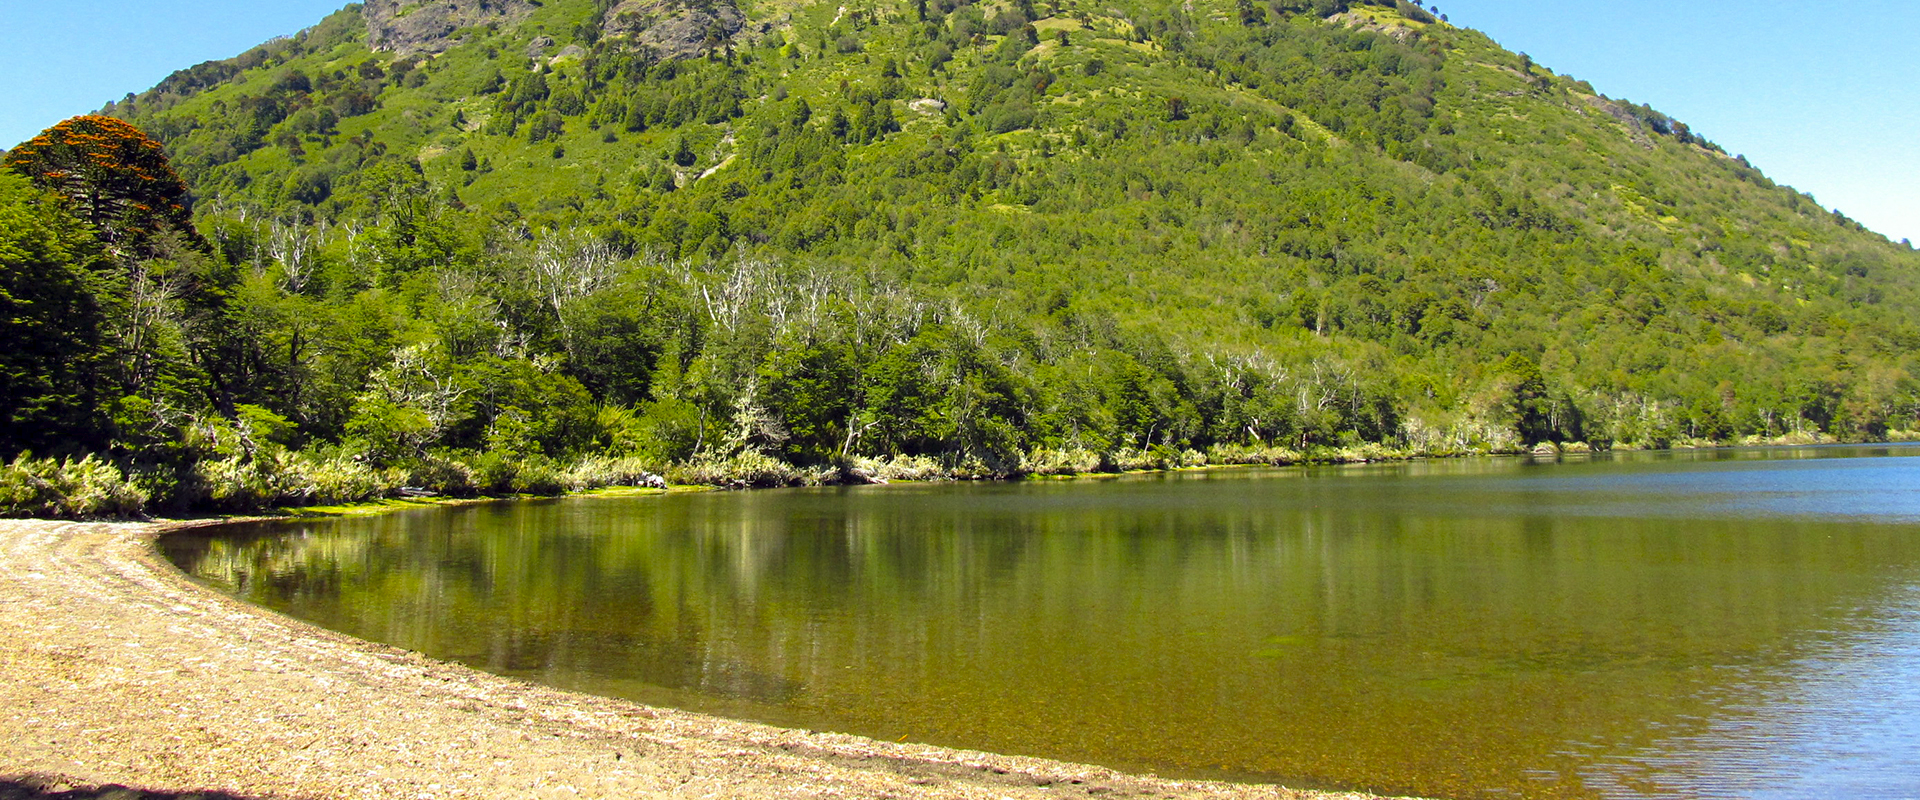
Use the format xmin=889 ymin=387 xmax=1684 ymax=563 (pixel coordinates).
xmin=162 ymin=445 xmax=1920 ymax=799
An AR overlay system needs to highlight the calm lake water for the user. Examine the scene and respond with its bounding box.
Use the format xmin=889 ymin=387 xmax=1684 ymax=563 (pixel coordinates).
xmin=163 ymin=446 xmax=1920 ymax=799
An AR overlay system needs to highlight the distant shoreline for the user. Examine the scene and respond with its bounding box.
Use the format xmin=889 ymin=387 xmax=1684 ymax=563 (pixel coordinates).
xmin=222 ymin=431 xmax=1920 ymax=521
xmin=0 ymin=518 xmax=1400 ymax=800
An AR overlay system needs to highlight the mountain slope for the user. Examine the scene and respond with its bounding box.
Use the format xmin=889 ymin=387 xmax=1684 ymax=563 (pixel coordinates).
xmin=49 ymin=0 xmax=1920 ymax=480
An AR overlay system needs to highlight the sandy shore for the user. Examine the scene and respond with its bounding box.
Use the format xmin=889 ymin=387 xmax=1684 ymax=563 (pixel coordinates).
xmin=0 ymin=519 xmax=1399 ymax=800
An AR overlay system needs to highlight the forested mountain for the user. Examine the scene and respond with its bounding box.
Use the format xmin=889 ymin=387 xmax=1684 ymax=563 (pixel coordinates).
xmin=5 ymin=0 xmax=1918 ymax=514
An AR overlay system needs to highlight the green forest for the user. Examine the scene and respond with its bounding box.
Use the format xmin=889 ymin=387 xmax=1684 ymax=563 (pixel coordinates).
xmin=5 ymin=0 xmax=1918 ymax=517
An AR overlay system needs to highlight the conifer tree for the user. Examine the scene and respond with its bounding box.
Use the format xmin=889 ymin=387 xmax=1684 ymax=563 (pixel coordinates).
xmin=3 ymin=115 xmax=207 ymax=256
xmin=0 ymin=173 xmax=110 ymax=457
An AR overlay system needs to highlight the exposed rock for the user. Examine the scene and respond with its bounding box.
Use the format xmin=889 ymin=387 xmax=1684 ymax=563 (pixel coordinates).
xmin=1327 ymin=10 xmax=1418 ymax=42
xmin=1583 ymin=95 xmax=1655 ymax=149
xmin=550 ymin=43 xmax=589 ymax=65
xmin=526 ymin=34 xmax=556 ymax=57
xmin=363 ymin=0 xmax=539 ymax=55
xmin=602 ymin=0 xmax=746 ymax=60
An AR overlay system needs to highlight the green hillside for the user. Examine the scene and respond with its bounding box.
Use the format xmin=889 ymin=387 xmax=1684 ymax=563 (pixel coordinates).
xmin=6 ymin=0 xmax=1919 ymax=513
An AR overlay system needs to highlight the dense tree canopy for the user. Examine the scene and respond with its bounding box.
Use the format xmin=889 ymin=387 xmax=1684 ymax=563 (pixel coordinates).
xmin=3 ymin=115 xmax=206 ymax=255
xmin=0 ymin=173 xmax=111 ymax=457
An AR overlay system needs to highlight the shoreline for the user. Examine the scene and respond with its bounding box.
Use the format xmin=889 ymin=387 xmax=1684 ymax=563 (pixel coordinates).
xmin=10 ymin=431 xmax=1913 ymax=522
xmin=242 ymin=435 xmax=1920 ymax=521
xmin=0 ymin=518 xmax=1404 ymax=800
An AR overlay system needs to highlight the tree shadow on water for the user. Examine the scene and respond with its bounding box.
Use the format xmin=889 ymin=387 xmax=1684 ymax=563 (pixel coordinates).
xmin=0 ymin=776 xmax=271 ymax=800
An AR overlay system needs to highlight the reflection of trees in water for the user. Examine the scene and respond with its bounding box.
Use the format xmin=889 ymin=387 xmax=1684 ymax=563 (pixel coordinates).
xmin=182 ymin=486 xmax=1920 ymax=675
xmin=170 ymin=470 xmax=1920 ymax=798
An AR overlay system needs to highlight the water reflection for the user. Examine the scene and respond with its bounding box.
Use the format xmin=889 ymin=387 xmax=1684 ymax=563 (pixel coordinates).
xmin=164 ymin=446 xmax=1920 ymax=799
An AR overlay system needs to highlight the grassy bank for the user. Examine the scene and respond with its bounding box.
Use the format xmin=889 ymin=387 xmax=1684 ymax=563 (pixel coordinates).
xmin=10 ymin=430 xmax=1915 ymax=520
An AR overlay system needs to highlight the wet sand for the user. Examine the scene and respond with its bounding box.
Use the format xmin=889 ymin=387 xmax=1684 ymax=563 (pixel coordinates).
xmin=0 ymin=520 xmax=1401 ymax=800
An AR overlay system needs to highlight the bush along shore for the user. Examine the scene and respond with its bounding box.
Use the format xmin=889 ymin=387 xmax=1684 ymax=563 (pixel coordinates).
xmin=7 ymin=420 xmax=1911 ymax=519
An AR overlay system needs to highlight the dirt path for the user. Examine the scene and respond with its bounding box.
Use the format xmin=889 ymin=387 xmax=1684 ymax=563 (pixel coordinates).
xmin=0 ymin=520 xmax=1398 ymax=800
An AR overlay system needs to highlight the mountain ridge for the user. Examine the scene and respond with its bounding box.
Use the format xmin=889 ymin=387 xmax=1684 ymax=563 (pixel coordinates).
xmin=4 ymin=0 xmax=1916 ymax=513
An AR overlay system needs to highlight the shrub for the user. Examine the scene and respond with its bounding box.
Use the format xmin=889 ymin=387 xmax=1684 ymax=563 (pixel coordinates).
xmin=855 ymin=455 xmax=949 ymax=482
xmin=465 ymin=451 xmax=520 ymax=494
xmin=666 ymin=452 xmax=803 ymax=488
xmin=1108 ymin=447 xmax=1199 ymax=472
xmin=193 ymin=456 xmax=275 ymax=510
xmin=402 ymin=451 xmax=479 ymax=497
xmin=1024 ymin=447 xmax=1103 ymax=476
xmin=510 ymin=458 xmax=568 ymax=496
xmin=283 ymin=451 xmax=398 ymax=504
xmin=944 ymin=455 xmax=1015 ymax=480
xmin=191 ymin=449 xmax=399 ymax=510
xmin=562 ymin=455 xmax=665 ymax=491
xmin=1306 ymin=442 xmax=1408 ymax=463
xmin=464 ymin=451 xmax=568 ymax=496
xmin=1 ymin=454 xmax=148 ymax=519
xmin=1207 ymin=444 xmax=1303 ymax=466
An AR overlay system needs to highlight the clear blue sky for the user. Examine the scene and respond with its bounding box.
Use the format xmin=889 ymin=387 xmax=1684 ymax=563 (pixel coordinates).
xmin=1436 ymin=0 xmax=1918 ymax=244
xmin=1 ymin=0 xmax=1914 ymax=243
xmin=0 ymin=0 xmax=347 ymax=142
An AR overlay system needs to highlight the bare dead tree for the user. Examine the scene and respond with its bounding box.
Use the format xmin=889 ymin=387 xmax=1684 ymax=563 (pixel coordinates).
xmin=702 ymin=256 xmax=777 ymax=333
xmin=529 ymin=229 xmax=623 ymax=341
xmin=119 ymin=259 xmax=191 ymax=397
xmin=267 ymin=220 xmax=319 ymax=295
xmin=532 ymin=232 xmax=621 ymax=312
xmin=366 ymin=342 xmax=467 ymax=449
xmin=718 ymin=375 xmax=788 ymax=456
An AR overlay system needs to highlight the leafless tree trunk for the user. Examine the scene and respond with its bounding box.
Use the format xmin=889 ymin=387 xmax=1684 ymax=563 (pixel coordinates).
xmin=268 ymin=220 xmax=319 ymax=295
xmin=120 ymin=259 xmax=190 ymax=398
xmin=529 ymin=229 xmax=624 ymax=350
xmin=368 ymin=343 xmax=467 ymax=449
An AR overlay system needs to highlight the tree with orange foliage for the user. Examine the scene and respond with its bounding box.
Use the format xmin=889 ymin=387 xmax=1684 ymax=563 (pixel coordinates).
xmin=3 ymin=115 xmax=207 ymax=255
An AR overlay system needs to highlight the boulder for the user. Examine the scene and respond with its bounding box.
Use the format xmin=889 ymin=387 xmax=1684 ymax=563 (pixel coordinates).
xmin=601 ymin=0 xmax=745 ymax=60
xmin=363 ymin=0 xmax=540 ymax=56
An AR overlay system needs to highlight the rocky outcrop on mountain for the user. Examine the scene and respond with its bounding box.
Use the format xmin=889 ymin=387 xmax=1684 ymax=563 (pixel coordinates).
xmin=1583 ymin=96 xmax=1656 ymax=149
xmin=363 ymin=0 xmax=539 ymax=55
xmin=1327 ymin=10 xmax=1419 ymax=42
xmin=601 ymin=0 xmax=746 ymax=59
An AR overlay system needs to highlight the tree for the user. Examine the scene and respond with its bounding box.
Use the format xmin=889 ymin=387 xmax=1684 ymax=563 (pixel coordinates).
xmin=0 ymin=173 xmax=111 ymax=457
xmin=342 ymin=160 xmax=466 ymax=286
xmin=862 ymin=334 xmax=951 ymax=455
xmin=1237 ymin=0 xmax=1267 ymax=26
xmin=760 ymin=338 xmax=858 ymax=464
xmin=1494 ymin=354 xmax=1556 ymax=445
xmin=7 ymin=117 xmax=241 ymax=431
xmin=3 ymin=115 xmax=206 ymax=256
